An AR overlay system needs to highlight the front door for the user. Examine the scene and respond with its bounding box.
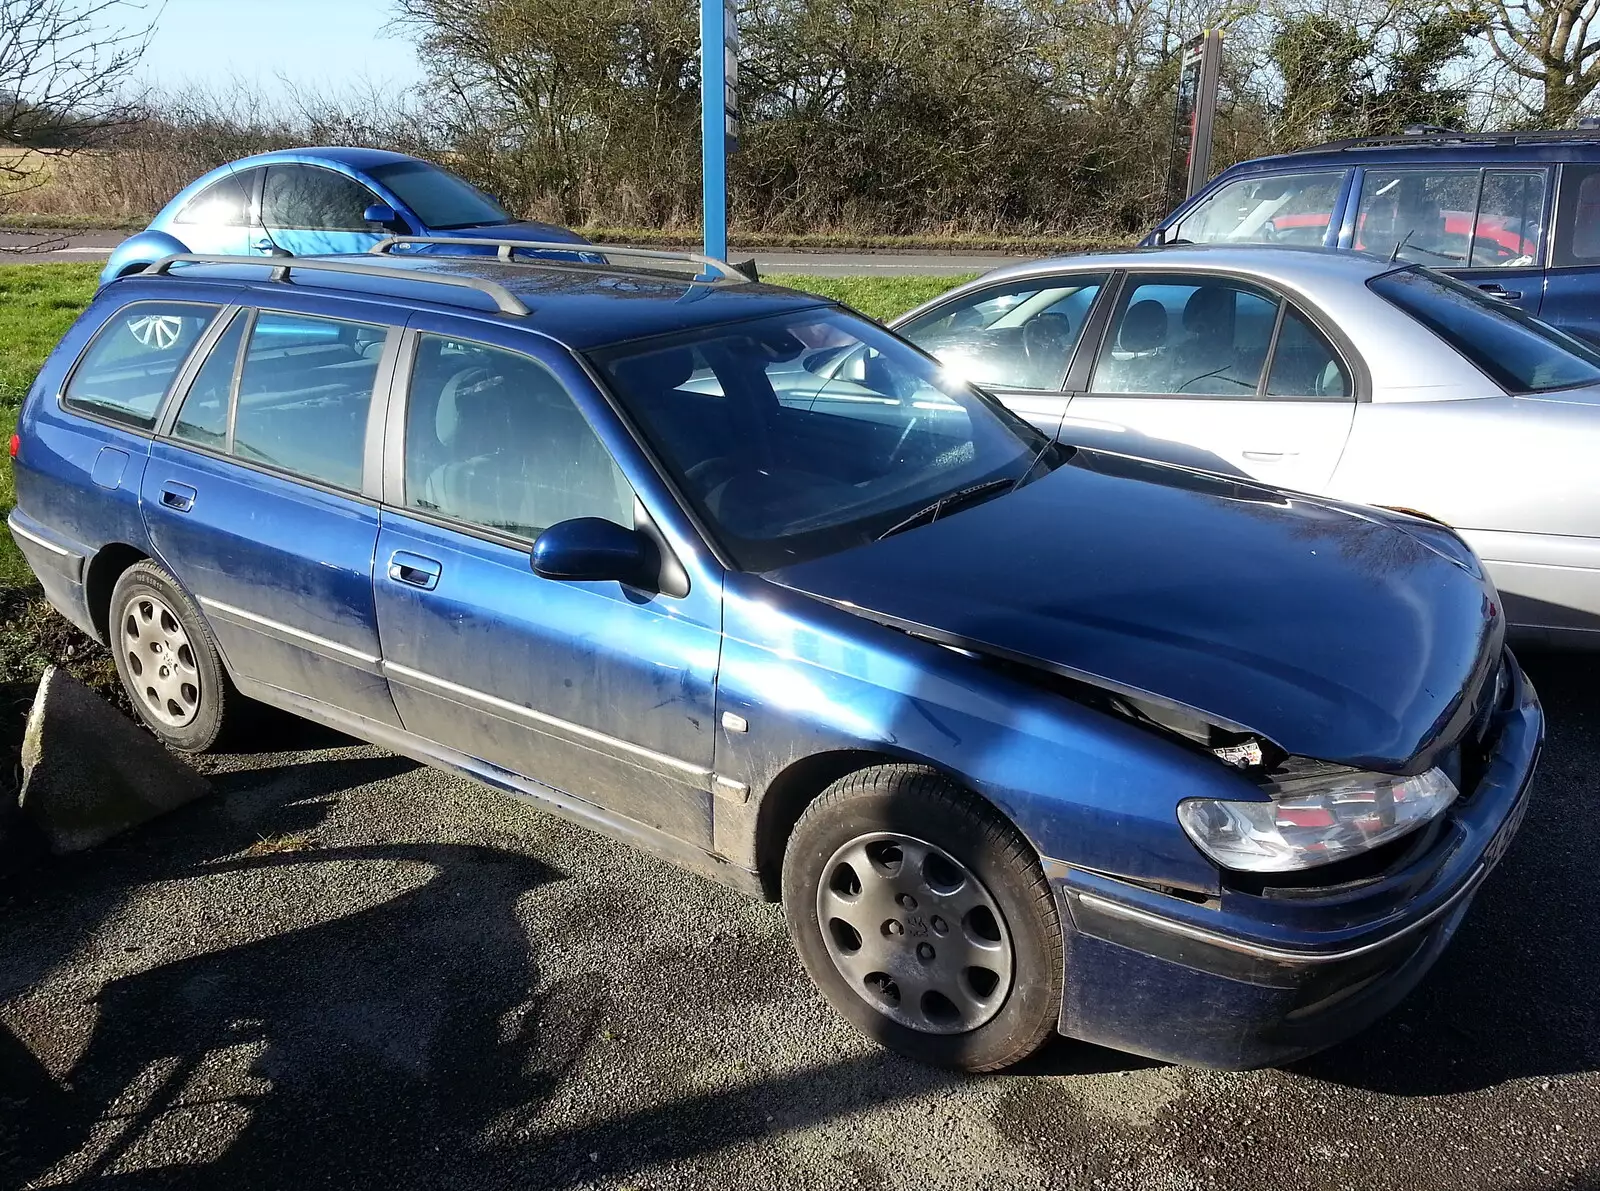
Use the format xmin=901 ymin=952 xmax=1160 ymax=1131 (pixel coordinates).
xmin=168 ymin=166 xmax=264 ymax=257
xmin=1060 ymin=272 xmax=1356 ymax=492
xmin=372 ymin=318 xmax=722 ymax=848
xmin=143 ymin=302 xmax=400 ymax=726
xmin=259 ymin=163 xmax=388 ymax=257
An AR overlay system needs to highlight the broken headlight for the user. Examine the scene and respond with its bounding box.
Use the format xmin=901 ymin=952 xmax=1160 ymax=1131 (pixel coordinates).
xmin=1177 ymin=767 xmax=1458 ymax=873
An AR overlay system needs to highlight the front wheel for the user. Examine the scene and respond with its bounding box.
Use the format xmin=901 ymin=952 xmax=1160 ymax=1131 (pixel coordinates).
xmin=782 ymin=765 xmax=1064 ymax=1072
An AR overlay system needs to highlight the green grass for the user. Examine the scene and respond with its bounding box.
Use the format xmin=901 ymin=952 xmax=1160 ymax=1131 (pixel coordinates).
xmin=764 ymin=273 xmax=974 ymax=321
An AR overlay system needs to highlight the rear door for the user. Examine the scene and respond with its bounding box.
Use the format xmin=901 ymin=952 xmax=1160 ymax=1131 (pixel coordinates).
xmin=259 ymin=163 xmax=388 ymax=257
xmin=1060 ymin=271 xmax=1356 ymax=491
xmin=894 ymin=273 xmax=1111 ymax=434
xmin=1345 ymin=165 xmax=1551 ymax=316
xmin=1540 ymin=162 xmax=1600 ymax=345
xmin=143 ymin=296 xmax=402 ymax=726
xmin=371 ymin=315 xmax=722 ymax=847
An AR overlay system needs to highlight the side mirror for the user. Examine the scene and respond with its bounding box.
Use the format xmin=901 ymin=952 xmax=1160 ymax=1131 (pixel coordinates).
xmin=531 ymin=518 xmax=657 ymax=587
xmin=364 ymin=202 xmax=404 ymax=231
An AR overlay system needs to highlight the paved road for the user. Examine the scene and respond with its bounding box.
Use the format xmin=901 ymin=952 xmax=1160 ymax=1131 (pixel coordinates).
xmin=0 ymin=228 xmax=1025 ymax=276
xmin=1 ymin=647 xmax=1596 ymax=1190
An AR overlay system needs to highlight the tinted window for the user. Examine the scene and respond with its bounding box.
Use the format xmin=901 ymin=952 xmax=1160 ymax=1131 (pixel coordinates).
xmin=63 ymin=302 xmax=221 ymax=430
xmin=367 ymin=160 xmax=511 ymax=230
xmin=1553 ymin=163 xmax=1600 ymax=265
xmin=1371 ymin=267 xmax=1600 ymax=393
xmin=1092 ymin=276 xmax=1280 ymax=396
xmin=174 ymin=169 xmax=259 ymax=226
xmin=898 ymin=275 xmax=1108 ymax=389
xmin=1172 ymin=171 xmax=1346 ymax=246
xmin=1355 ymin=169 xmax=1546 ymax=268
xmin=231 ymin=312 xmax=386 ymax=488
xmin=1266 ymin=309 xmax=1351 ymax=399
xmin=596 ymin=308 xmax=1048 ymax=571
xmin=172 ymin=310 xmax=247 ymax=448
xmin=404 ymin=334 xmax=631 ymax=538
xmin=262 ymin=164 xmax=380 ymax=231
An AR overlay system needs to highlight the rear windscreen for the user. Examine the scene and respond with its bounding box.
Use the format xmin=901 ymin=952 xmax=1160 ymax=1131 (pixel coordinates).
xmin=1370 ymin=267 xmax=1600 ymax=394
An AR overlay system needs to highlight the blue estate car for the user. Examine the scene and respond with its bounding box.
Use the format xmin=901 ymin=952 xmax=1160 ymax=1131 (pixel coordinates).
xmin=1147 ymin=127 xmax=1600 ymax=343
xmin=8 ymin=245 xmax=1541 ymax=1071
xmin=101 ymin=147 xmax=586 ymax=285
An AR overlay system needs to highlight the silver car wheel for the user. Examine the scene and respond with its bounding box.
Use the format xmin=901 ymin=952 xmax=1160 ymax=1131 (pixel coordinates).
xmin=126 ymin=314 xmax=183 ymax=349
xmin=120 ymin=593 xmax=202 ymax=727
xmin=815 ymin=832 xmax=1015 ymax=1034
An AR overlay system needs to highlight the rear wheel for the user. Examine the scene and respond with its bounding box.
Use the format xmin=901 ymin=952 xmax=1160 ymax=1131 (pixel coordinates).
xmin=109 ymin=561 xmax=236 ymax=751
xmin=782 ymin=765 xmax=1063 ymax=1072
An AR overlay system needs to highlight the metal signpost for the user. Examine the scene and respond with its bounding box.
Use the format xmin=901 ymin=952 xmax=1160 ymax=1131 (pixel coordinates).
xmin=1169 ymin=30 xmax=1223 ymax=204
xmin=701 ymin=0 xmax=739 ymax=263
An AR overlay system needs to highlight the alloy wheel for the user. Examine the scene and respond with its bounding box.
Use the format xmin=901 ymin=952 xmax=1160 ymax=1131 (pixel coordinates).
xmin=815 ymin=832 xmax=1015 ymax=1034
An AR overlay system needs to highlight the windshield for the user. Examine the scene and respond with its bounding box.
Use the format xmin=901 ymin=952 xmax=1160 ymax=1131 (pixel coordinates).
xmin=1171 ymin=171 xmax=1347 ymax=247
xmin=593 ymin=308 xmax=1053 ymax=570
xmin=1370 ymin=267 xmax=1600 ymax=394
xmin=367 ymin=160 xmax=512 ymax=230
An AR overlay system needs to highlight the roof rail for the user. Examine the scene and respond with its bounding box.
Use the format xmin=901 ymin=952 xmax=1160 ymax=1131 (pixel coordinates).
xmin=370 ymin=235 xmax=749 ymax=281
xmin=1289 ymin=127 xmax=1600 ymax=154
xmin=143 ymin=253 xmax=530 ymax=316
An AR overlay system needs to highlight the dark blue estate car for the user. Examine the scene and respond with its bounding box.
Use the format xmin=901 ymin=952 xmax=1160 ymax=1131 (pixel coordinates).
xmin=8 ymin=245 xmax=1541 ymax=1071
xmin=1148 ymin=127 xmax=1600 ymax=344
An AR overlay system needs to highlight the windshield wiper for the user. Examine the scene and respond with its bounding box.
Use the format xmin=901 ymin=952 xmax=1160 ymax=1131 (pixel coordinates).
xmin=876 ymin=477 xmax=1015 ymax=541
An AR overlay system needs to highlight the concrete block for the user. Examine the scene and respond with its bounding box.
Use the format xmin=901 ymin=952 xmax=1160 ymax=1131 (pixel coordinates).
xmin=18 ymin=666 xmax=211 ymax=854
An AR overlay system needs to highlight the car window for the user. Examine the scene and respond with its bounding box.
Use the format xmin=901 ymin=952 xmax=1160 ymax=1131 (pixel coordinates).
xmin=63 ymin=302 xmax=222 ymax=430
xmin=172 ymin=310 xmax=247 ymax=449
xmin=1471 ymin=171 xmax=1545 ymax=267
xmin=1553 ymin=163 xmax=1600 ymax=266
xmin=595 ymin=308 xmax=1048 ymax=571
xmin=1265 ymin=309 xmax=1351 ymax=399
xmin=1171 ymin=171 xmax=1346 ymax=246
xmin=403 ymin=334 xmax=632 ymax=538
xmin=1371 ymin=266 xmax=1600 ymax=393
xmin=174 ymin=169 xmax=259 ymax=227
xmin=1355 ymin=169 xmax=1545 ymax=268
xmin=261 ymin=164 xmax=381 ymax=232
xmin=367 ymin=160 xmax=510 ymax=230
xmin=897 ymin=275 xmax=1108 ymax=390
xmin=229 ymin=311 xmax=387 ymax=489
xmin=1091 ymin=276 xmax=1281 ymax=396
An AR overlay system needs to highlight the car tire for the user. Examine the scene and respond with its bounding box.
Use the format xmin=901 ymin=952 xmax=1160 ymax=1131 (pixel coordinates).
xmin=782 ymin=764 xmax=1064 ymax=1072
xmin=108 ymin=561 xmax=236 ymax=752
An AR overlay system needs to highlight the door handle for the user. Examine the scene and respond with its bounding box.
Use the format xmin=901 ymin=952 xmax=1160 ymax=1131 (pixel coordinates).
xmin=1478 ymin=283 xmax=1522 ymax=301
xmin=159 ymin=482 xmax=197 ymax=512
xmin=388 ymin=551 xmax=441 ymax=590
xmin=1241 ymin=450 xmax=1298 ymax=461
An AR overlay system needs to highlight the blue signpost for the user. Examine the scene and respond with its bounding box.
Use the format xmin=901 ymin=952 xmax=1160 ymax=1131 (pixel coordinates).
xmin=701 ymin=0 xmax=739 ymax=262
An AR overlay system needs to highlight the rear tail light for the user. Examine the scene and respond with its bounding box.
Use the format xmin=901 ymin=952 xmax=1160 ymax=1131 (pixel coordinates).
xmin=7 ymin=433 xmax=17 ymax=459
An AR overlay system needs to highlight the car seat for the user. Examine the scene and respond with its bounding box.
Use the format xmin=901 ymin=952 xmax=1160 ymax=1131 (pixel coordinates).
xmin=1099 ymin=299 xmax=1168 ymax=392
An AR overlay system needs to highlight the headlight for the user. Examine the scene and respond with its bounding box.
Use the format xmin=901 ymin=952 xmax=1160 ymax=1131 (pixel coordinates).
xmin=1177 ymin=767 xmax=1458 ymax=873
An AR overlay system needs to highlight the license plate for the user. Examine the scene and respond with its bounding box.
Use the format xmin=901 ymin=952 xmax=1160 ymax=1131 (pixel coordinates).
xmin=1483 ymin=792 xmax=1530 ymax=872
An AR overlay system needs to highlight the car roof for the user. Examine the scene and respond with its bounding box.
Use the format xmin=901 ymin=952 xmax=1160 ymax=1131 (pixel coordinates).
xmin=210 ymin=146 xmax=426 ymax=172
xmin=135 ymin=254 xmax=834 ymax=351
xmin=1219 ymin=131 xmax=1600 ymax=173
xmin=976 ymin=243 xmax=1400 ymax=289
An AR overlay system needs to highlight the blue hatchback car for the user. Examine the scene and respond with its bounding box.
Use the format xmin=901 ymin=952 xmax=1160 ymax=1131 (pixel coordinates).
xmin=9 ymin=244 xmax=1541 ymax=1071
xmin=1147 ymin=127 xmax=1600 ymax=344
xmin=101 ymin=147 xmax=586 ymax=285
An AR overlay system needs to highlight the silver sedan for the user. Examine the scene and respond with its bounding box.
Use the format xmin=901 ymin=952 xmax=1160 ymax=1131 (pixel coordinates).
xmin=889 ymin=244 xmax=1600 ymax=647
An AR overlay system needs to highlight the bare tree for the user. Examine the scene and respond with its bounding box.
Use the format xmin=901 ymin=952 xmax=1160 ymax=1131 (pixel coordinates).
xmin=0 ymin=0 xmax=154 ymax=184
xmin=1472 ymin=0 xmax=1600 ymax=124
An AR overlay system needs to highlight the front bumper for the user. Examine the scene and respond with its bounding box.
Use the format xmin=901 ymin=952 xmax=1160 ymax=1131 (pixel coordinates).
xmin=1047 ymin=650 xmax=1543 ymax=1070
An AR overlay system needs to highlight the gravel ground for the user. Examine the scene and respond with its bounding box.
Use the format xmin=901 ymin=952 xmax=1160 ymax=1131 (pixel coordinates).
xmin=2 ymin=649 xmax=1597 ymax=1191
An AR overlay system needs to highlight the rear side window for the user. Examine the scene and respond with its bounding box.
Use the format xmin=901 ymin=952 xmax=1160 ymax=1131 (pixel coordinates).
xmin=402 ymin=333 xmax=632 ymax=538
xmin=219 ymin=311 xmax=387 ymax=489
xmin=1092 ymin=276 xmax=1282 ymax=396
xmin=1371 ymin=267 xmax=1600 ymax=393
xmin=174 ymin=169 xmax=259 ymax=226
xmin=63 ymin=302 xmax=221 ymax=430
xmin=1553 ymin=163 xmax=1600 ymax=266
xmin=1355 ymin=169 xmax=1546 ymax=268
xmin=172 ymin=310 xmax=247 ymax=448
xmin=262 ymin=164 xmax=380 ymax=232
xmin=1171 ymin=171 xmax=1347 ymax=246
